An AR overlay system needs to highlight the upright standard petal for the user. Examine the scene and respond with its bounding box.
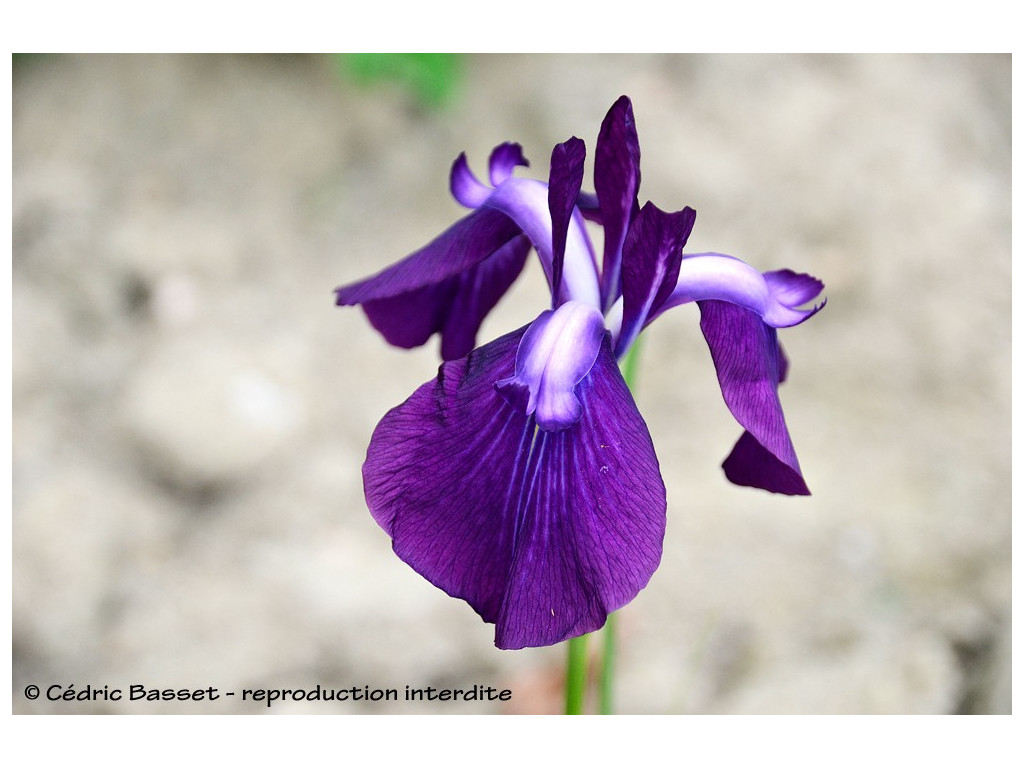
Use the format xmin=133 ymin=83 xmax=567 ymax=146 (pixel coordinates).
xmin=547 ymin=137 xmax=587 ymax=306
xmin=363 ymin=327 xmax=666 ymax=649
xmin=616 ymin=202 xmax=696 ymax=356
xmin=698 ymin=300 xmax=810 ymax=495
xmin=594 ymin=95 xmax=641 ymax=312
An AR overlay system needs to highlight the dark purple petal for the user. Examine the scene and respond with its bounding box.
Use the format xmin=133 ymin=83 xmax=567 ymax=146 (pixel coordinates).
xmin=336 ymin=208 xmax=522 ymax=305
xmin=365 ymin=331 xmax=528 ymax=628
xmin=721 ymin=431 xmax=808 ymax=495
xmin=617 ymin=202 xmax=696 ymax=356
xmin=595 ymin=95 xmax=641 ymax=312
xmin=363 ymin=328 xmax=666 ymax=649
xmin=488 ymin=142 xmax=529 ymax=186
xmin=439 ymin=234 xmax=531 ymax=360
xmin=360 ymin=235 xmax=529 ymax=361
xmin=698 ymin=300 xmax=810 ymax=495
xmin=362 ymin=282 xmax=457 ymax=351
xmin=494 ymin=356 xmax=666 ymax=648
xmin=547 ymin=137 xmax=587 ymax=306
xmin=335 ymin=207 xmax=530 ymax=356
xmin=495 ymin=301 xmax=606 ymax=431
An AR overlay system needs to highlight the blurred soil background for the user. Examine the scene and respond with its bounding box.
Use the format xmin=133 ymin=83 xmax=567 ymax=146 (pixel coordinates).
xmin=12 ymin=54 xmax=1010 ymax=714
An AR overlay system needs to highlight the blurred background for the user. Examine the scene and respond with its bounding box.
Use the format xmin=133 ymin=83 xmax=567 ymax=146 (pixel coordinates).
xmin=12 ymin=53 xmax=1010 ymax=714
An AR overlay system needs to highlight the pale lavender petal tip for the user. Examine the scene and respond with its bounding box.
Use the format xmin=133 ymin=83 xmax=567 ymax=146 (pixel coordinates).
xmin=450 ymin=152 xmax=491 ymax=208
xmin=489 ymin=142 xmax=529 ymax=186
xmin=658 ymin=253 xmax=825 ymax=330
xmin=765 ymin=269 xmax=827 ymax=324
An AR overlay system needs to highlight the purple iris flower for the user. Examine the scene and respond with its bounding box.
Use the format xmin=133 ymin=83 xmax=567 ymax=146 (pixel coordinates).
xmin=336 ymin=97 xmax=824 ymax=649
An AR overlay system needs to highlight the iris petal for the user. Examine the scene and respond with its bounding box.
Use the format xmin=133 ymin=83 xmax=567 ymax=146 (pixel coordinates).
xmin=617 ymin=201 xmax=696 ymax=356
xmin=484 ymin=179 xmax=600 ymax=310
xmin=495 ymin=301 xmax=606 ymax=431
xmin=363 ymin=327 xmax=666 ymax=649
xmin=435 ymin=234 xmax=531 ymax=360
xmin=488 ymin=142 xmax=529 ymax=186
xmin=698 ymin=300 xmax=811 ymax=495
xmin=657 ymin=252 xmax=825 ymax=328
xmin=764 ymin=269 xmax=827 ymax=317
xmin=361 ymin=282 xmax=456 ymax=351
xmin=496 ymin=366 xmax=666 ymax=648
xmin=362 ymin=242 xmax=532 ymax=358
xmin=335 ymin=208 xmax=528 ymax=358
xmin=335 ymin=208 xmax=522 ymax=305
xmin=595 ymin=95 xmax=642 ymax=312
xmin=449 ymin=152 xmax=491 ymax=208
xmin=547 ymin=137 xmax=587 ymax=306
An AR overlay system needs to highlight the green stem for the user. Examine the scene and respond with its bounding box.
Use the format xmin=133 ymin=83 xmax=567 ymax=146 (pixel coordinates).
xmin=598 ymin=611 xmax=616 ymax=715
xmin=620 ymin=335 xmax=644 ymax=391
xmin=565 ymin=633 xmax=589 ymax=715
